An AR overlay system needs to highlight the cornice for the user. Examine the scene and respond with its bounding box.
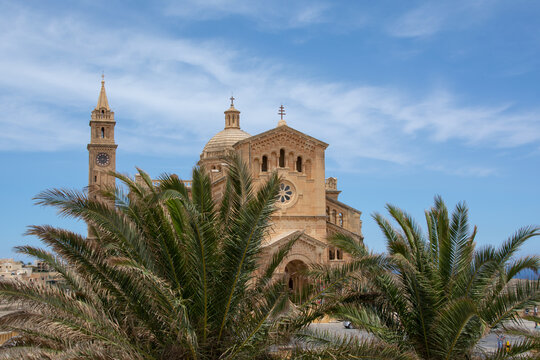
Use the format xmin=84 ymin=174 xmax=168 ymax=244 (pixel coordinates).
xmin=326 ymin=196 xmax=361 ymax=214
xmin=87 ymin=144 xmax=118 ymax=150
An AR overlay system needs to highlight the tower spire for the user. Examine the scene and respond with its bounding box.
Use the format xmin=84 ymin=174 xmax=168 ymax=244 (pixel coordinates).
xmin=95 ymin=74 xmax=110 ymax=111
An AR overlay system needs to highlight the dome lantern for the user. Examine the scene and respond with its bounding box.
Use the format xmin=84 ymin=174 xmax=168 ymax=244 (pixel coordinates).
xmin=224 ymin=96 xmax=240 ymax=129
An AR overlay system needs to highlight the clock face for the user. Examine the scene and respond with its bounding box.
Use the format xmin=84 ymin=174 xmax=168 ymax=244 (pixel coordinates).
xmin=96 ymin=152 xmax=110 ymax=167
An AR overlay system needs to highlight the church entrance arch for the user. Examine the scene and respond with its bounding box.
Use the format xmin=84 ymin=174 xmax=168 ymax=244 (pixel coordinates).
xmin=284 ymin=259 xmax=308 ymax=301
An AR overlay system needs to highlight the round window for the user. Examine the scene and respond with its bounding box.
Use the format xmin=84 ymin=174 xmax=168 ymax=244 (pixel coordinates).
xmin=277 ymin=182 xmax=294 ymax=204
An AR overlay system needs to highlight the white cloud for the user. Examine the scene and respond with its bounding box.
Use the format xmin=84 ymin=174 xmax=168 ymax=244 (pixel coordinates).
xmin=163 ymin=0 xmax=331 ymax=29
xmin=0 ymin=95 xmax=87 ymax=152
xmin=0 ymin=2 xmax=538 ymax=176
xmin=388 ymin=3 xmax=446 ymax=38
xmin=387 ymin=0 xmax=500 ymax=38
xmin=428 ymin=164 xmax=497 ymax=178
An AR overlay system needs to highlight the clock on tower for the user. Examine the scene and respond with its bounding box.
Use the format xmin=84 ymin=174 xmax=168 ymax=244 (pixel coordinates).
xmin=87 ymin=75 xmax=117 ymax=201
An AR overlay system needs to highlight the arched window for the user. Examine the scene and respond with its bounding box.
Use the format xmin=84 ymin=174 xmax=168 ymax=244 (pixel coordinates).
xmin=336 ymin=249 xmax=343 ymax=260
xmin=326 ymin=206 xmax=330 ymax=221
xmin=279 ymin=149 xmax=285 ymax=167
xmin=339 ymin=213 xmax=344 ymax=227
xmin=261 ymin=156 xmax=268 ymax=172
xmin=329 ymin=248 xmax=335 ymax=260
xmin=101 ymin=127 xmax=105 ymax=138
xmin=296 ymin=156 xmax=302 ymax=172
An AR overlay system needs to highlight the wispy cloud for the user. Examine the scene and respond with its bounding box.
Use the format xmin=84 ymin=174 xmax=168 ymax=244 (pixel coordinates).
xmin=0 ymin=2 xmax=538 ymax=175
xmin=163 ymin=0 xmax=332 ymax=29
xmin=428 ymin=164 xmax=497 ymax=178
xmin=387 ymin=0 xmax=500 ymax=38
xmin=388 ymin=3 xmax=446 ymax=38
xmin=0 ymin=95 xmax=86 ymax=152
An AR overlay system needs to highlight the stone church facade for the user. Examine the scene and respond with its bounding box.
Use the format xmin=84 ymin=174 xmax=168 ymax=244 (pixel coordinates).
xmin=87 ymin=80 xmax=363 ymax=291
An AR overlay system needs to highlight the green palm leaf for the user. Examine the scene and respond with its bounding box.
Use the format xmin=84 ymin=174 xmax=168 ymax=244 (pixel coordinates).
xmin=330 ymin=196 xmax=540 ymax=360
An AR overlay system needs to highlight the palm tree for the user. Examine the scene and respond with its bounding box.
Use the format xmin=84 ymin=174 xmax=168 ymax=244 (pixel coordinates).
xmin=0 ymin=157 xmax=303 ymax=359
xmin=281 ymin=229 xmax=417 ymax=360
xmin=330 ymin=196 xmax=540 ymax=359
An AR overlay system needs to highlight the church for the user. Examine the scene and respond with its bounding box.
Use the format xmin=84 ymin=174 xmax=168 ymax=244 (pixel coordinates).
xmin=87 ymin=78 xmax=363 ymax=291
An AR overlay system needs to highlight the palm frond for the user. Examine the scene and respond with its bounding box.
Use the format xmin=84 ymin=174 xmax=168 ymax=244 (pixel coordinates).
xmin=292 ymin=328 xmax=419 ymax=360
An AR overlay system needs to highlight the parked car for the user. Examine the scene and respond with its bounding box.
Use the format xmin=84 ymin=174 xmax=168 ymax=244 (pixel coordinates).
xmin=343 ymin=320 xmax=354 ymax=329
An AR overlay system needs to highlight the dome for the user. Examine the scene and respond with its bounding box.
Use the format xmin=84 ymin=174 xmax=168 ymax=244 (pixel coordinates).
xmin=201 ymin=98 xmax=251 ymax=159
xmin=202 ymin=128 xmax=251 ymax=158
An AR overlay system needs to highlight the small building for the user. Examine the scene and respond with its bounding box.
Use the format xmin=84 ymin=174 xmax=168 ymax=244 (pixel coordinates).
xmin=0 ymin=259 xmax=60 ymax=286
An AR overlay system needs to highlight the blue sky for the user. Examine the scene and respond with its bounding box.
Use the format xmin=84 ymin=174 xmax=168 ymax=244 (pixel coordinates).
xmin=0 ymin=0 xmax=539 ymax=260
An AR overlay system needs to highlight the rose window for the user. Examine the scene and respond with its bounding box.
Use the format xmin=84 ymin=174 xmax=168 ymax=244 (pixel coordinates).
xmin=278 ymin=183 xmax=294 ymax=204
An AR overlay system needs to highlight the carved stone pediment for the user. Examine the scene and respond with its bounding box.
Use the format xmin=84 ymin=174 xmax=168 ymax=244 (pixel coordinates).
xmin=263 ymin=230 xmax=327 ymax=251
xmin=235 ymin=125 xmax=328 ymax=156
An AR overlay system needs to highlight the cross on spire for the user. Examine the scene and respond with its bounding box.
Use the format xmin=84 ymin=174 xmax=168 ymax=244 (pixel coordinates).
xmin=278 ymin=104 xmax=286 ymax=120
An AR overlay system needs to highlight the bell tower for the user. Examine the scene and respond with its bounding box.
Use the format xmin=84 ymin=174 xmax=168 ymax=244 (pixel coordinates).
xmin=87 ymin=75 xmax=117 ymax=201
